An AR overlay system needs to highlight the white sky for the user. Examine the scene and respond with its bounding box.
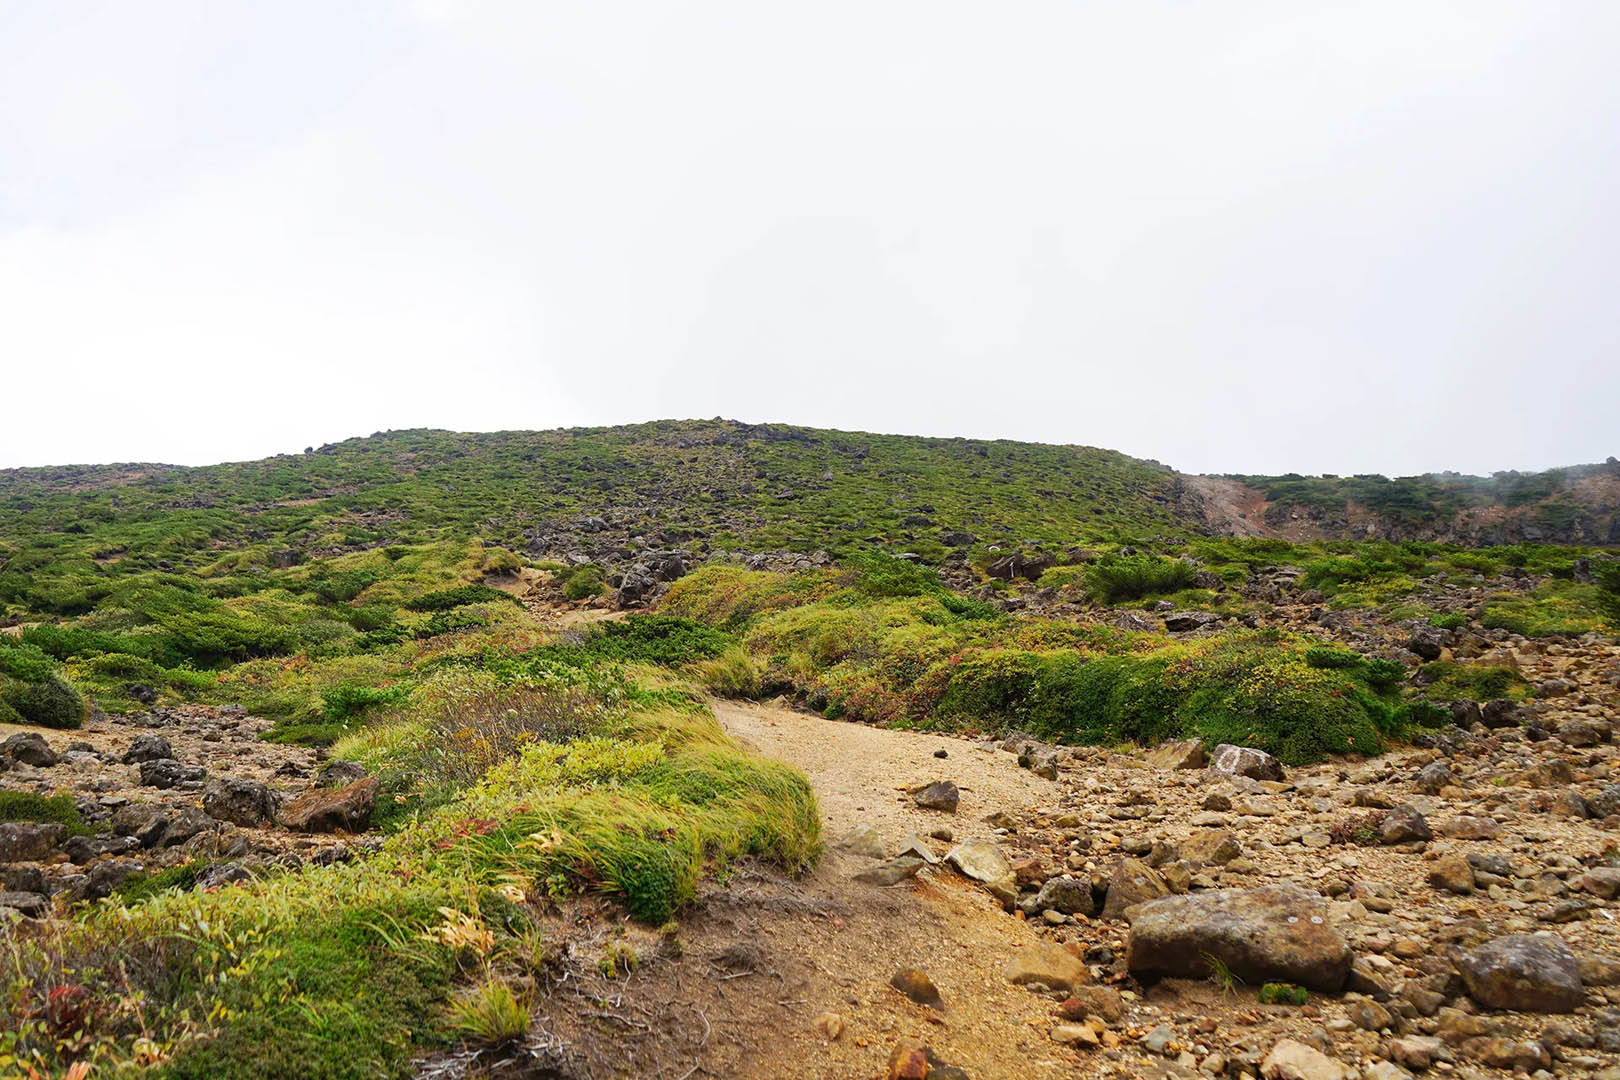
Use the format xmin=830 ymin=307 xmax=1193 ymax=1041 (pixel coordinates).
xmin=2 ymin=1 xmax=1616 ymax=475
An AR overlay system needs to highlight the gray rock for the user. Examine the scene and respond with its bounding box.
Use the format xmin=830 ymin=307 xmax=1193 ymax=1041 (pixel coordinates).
xmin=0 ymin=822 xmax=65 ymax=862
xmin=913 ymin=780 xmax=960 ymax=813
xmin=121 ymin=733 xmax=174 ymax=764
xmin=62 ymin=834 xmax=140 ymax=864
xmin=1458 ymin=934 xmax=1584 ymax=1013
xmin=1033 ymin=874 xmax=1096 ymax=916
xmin=1413 ymin=760 xmax=1454 ymax=794
xmin=202 ymin=777 xmax=279 ymax=827
xmin=194 ymin=861 xmax=252 ymax=890
xmin=1164 ymin=610 xmax=1223 ymax=633
xmin=1379 ymin=805 xmax=1433 ymax=844
xmin=1480 ymin=700 xmax=1524 ymax=729
xmin=945 ymin=839 xmax=1011 ymax=883
xmin=1210 ymin=744 xmax=1285 ymax=782
xmin=1125 ymin=884 xmax=1353 ymax=991
xmin=1 ymin=732 xmax=59 ymax=767
xmin=0 ymin=890 xmax=49 ymax=917
xmin=138 ymin=758 xmax=206 ymax=789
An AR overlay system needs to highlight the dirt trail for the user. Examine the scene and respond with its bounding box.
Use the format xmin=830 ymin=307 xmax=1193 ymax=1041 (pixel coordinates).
xmin=697 ymin=699 xmax=1087 ymax=1080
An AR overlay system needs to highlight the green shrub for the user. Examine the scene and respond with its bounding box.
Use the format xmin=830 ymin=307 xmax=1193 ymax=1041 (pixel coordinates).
xmin=404 ymin=584 xmax=514 ymax=612
xmin=539 ymin=616 xmax=733 ymax=667
xmin=1082 ymin=555 xmax=1196 ymax=604
xmin=1258 ymin=983 xmax=1309 ymax=1005
xmin=1429 ymin=612 xmax=1465 ymax=630
xmin=0 ymin=791 xmax=90 ymax=832
xmin=1 ymin=672 xmax=85 ymax=729
xmin=322 ymin=682 xmax=411 ymax=723
xmin=1304 ymin=647 xmax=1361 ymax=670
xmin=844 ymin=550 xmax=941 ymax=598
xmin=699 ymin=646 xmax=763 ymax=698
xmin=1399 ymin=699 xmax=1451 ymax=728
xmin=560 ymin=564 xmax=605 ymax=601
xmin=1416 ymin=661 xmax=1528 ymax=701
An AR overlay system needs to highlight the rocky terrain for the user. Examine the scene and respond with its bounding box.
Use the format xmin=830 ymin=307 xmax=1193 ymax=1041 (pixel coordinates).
xmin=694 ymin=617 xmax=1620 ymax=1080
xmin=2 ymin=705 xmax=379 ymax=914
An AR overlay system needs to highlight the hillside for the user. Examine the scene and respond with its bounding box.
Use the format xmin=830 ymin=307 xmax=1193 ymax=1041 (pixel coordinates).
xmin=3 ymin=420 xmax=1620 ymax=1079
xmin=3 ymin=423 xmax=1614 ymax=609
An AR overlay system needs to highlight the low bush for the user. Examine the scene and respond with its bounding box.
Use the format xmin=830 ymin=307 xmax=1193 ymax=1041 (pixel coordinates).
xmin=404 ymin=584 xmax=515 ymax=612
xmin=699 ymin=645 xmax=763 ymax=698
xmin=560 ymin=564 xmax=605 ymax=601
xmin=1082 ymin=555 xmax=1196 ymax=604
xmin=1 ymin=672 xmax=85 ymax=729
xmin=0 ymin=791 xmax=91 ymax=833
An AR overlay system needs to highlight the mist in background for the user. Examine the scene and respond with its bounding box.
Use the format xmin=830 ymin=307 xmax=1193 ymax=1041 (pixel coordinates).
xmin=2 ymin=1 xmax=1616 ymax=475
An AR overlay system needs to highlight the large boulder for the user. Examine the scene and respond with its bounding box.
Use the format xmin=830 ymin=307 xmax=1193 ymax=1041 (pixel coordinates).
xmin=203 ymin=777 xmax=280 ymax=827
xmin=1457 ymin=934 xmax=1584 ymax=1013
xmin=278 ymin=777 xmax=379 ymax=833
xmin=121 ymin=733 xmax=174 ymax=764
xmin=1125 ymin=884 xmax=1353 ymax=991
xmin=1210 ymin=744 xmax=1286 ymax=782
xmin=987 ymin=550 xmax=1056 ymax=582
xmin=1 ymin=732 xmax=59 ymax=768
xmin=0 ymin=822 xmax=65 ymax=863
xmin=1144 ymin=738 xmax=1206 ymax=770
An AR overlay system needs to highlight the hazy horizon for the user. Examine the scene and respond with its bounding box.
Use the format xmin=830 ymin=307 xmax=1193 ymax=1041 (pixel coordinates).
xmin=4 ymin=2 xmax=1617 ymax=475
xmin=2 ymin=415 xmax=1612 ymax=482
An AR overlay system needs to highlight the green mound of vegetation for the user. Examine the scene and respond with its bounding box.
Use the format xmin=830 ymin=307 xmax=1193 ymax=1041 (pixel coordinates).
xmin=0 ymin=638 xmax=86 ymax=728
xmin=2 ymin=645 xmax=817 ymax=1077
xmin=665 ymin=565 xmax=1445 ymax=763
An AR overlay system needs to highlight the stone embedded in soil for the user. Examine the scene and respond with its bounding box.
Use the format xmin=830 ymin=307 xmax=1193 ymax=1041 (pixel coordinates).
xmin=0 ymin=822 xmax=65 ymax=862
xmin=1099 ymin=856 xmax=1169 ymax=919
xmin=1005 ymin=940 xmax=1089 ymax=991
xmin=1260 ymin=1039 xmax=1355 ymax=1080
xmin=1210 ymin=744 xmax=1285 ymax=782
xmin=1457 ymin=933 xmax=1585 ymax=1013
xmin=944 ymin=839 xmax=1010 ymax=883
xmin=889 ymin=967 xmax=943 ymax=1007
xmin=1 ymin=732 xmax=60 ymax=768
xmin=853 ymin=855 xmax=925 ymax=886
xmin=1125 ymin=884 xmax=1353 ymax=991
xmin=278 ymin=776 xmax=379 ymax=833
xmin=203 ymin=777 xmax=279 ymax=827
xmin=912 ymin=780 xmax=959 ymax=813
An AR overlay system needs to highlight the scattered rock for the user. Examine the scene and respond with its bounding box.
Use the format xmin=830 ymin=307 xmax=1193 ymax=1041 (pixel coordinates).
xmin=913 ymin=780 xmax=959 ymax=813
xmin=1210 ymin=744 xmax=1285 ymax=782
xmin=1 ymin=732 xmax=59 ymax=768
xmin=278 ymin=777 xmax=378 ymax=833
xmin=889 ymin=967 xmax=942 ymax=1008
xmin=944 ymin=840 xmax=1010 ymax=884
xmin=1260 ymin=1039 xmax=1355 ymax=1080
xmin=1457 ymin=934 xmax=1584 ymax=1013
xmin=1125 ymin=884 xmax=1353 ymax=991
xmin=202 ymin=777 xmax=279 ymax=828
xmin=121 ymin=733 xmax=174 ymax=764
xmin=1005 ymin=941 xmax=1089 ymax=991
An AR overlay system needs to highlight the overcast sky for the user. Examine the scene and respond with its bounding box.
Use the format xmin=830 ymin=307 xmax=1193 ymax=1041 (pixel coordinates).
xmin=2 ymin=2 xmax=1616 ymax=476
